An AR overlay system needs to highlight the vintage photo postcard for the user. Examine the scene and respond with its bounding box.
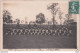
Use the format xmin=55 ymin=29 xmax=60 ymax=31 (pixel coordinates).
xmin=0 ymin=0 xmax=80 ymax=51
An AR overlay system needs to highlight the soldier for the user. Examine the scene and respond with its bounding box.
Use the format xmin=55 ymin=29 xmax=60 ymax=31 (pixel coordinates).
xmin=68 ymin=30 xmax=72 ymax=36
xmin=50 ymin=29 xmax=54 ymax=36
xmin=32 ymin=29 xmax=35 ymax=35
xmin=22 ymin=29 xmax=25 ymax=35
xmin=54 ymin=29 xmax=58 ymax=36
xmin=34 ymin=29 xmax=38 ymax=35
xmin=36 ymin=29 xmax=40 ymax=35
xmin=27 ymin=29 xmax=31 ymax=35
xmin=30 ymin=28 xmax=34 ymax=35
xmin=45 ymin=29 xmax=49 ymax=35
xmin=25 ymin=29 xmax=28 ymax=35
xmin=12 ymin=29 xmax=16 ymax=35
xmin=17 ymin=29 xmax=20 ymax=35
xmin=52 ymin=30 xmax=56 ymax=36
xmin=19 ymin=29 xmax=23 ymax=35
xmin=5 ymin=28 xmax=12 ymax=35
xmin=41 ymin=29 xmax=45 ymax=35
xmin=58 ymin=29 xmax=62 ymax=36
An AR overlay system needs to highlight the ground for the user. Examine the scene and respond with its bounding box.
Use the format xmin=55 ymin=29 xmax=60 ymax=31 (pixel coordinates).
xmin=3 ymin=24 xmax=77 ymax=49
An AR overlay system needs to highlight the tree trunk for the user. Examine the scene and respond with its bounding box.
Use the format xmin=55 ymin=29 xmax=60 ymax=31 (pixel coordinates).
xmin=53 ymin=16 xmax=55 ymax=26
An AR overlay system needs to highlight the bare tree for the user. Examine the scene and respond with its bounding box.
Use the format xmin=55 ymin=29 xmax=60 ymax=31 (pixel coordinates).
xmin=65 ymin=14 xmax=72 ymax=25
xmin=59 ymin=11 xmax=63 ymax=25
xmin=47 ymin=3 xmax=59 ymax=25
xmin=65 ymin=14 xmax=72 ymax=21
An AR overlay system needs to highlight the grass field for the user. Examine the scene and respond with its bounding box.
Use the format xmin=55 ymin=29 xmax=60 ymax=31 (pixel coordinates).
xmin=3 ymin=24 xmax=77 ymax=49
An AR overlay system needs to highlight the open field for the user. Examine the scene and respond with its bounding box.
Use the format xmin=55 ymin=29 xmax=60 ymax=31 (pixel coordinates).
xmin=3 ymin=24 xmax=77 ymax=49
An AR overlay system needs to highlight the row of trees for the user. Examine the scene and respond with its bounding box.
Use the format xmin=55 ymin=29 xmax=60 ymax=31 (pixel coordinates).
xmin=3 ymin=3 xmax=75 ymax=25
xmin=3 ymin=10 xmax=46 ymax=25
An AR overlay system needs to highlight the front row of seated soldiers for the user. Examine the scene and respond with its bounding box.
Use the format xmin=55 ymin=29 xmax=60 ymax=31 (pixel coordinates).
xmin=5 ymin=27 xmax=72 ymax=36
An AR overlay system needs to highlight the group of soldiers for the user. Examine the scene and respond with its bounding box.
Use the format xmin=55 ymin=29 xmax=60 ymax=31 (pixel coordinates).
xmin=4 ymin=27 xmax=72 ymax=37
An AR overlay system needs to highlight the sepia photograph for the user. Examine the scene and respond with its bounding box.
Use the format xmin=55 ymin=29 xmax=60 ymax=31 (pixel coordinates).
xmin=3 ymin=1 xmax=77 ymax=49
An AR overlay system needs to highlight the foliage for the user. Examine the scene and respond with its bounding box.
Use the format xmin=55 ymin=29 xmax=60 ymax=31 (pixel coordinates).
xmin=15 ymin=19 xmax=20 ymax=24
xmin=36 ymin=13 xmax=45 ymax=24
xmin=3 ymin=10 xmax=13 ymax=24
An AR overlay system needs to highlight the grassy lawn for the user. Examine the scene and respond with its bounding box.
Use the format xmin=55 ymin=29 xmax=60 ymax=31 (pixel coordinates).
xmin=3 ymin=24 xmax=77 ymax=49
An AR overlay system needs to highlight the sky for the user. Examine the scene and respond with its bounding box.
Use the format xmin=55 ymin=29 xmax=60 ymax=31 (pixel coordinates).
xmin=3 ymin=1 xmax=77 ymax=24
